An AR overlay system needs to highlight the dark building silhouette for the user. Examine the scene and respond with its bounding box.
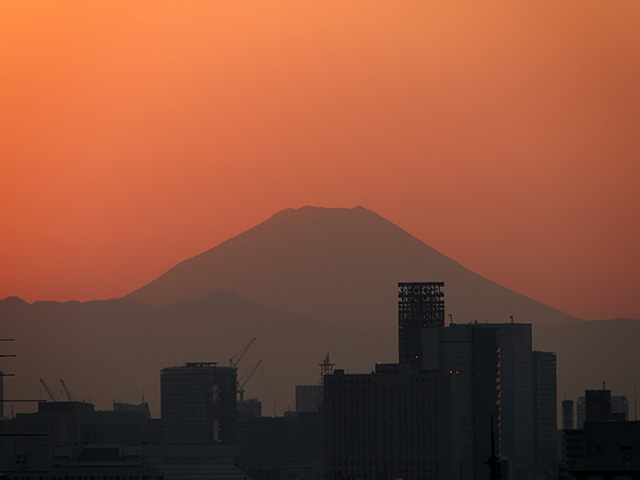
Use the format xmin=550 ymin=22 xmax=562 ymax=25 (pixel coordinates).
xmin=533 ymin=350 xmax=558 ymax=479
xmin=562 ymin=391 xmax=640 ymax=480
xmin=423 ymin=323 xmax=499 ymax=480
xmin=3 ymin=401 xmax=159 ymax=448
xmin=296 ymin=385 xmax=323 ymax=413
xmin=324 ymin=364 xmax=458 ymax=480
xmin=161 ymin=362 xmax=237 ymax=445
xmin=561 ymin=388 xmax=636 ymax=480
xmin=238 ymin=397 xmax=262 ymax=420
xmin=474 ymin=322 xmax=534 ymax=479
xmin=561 ymin=427 xmax=583 ymax=479
xmin=423 ymin=321 xmax=538 ymax=479
xmin=575 ymin=389 xmax=627 ymax=428
xmin=586 ymin=389 xmax=614 ymax=423
xmin=486 ymin=416 xmax=501 ymax=480
xmin=572 ymin=421 xmax=640 ymax=478
xmin=563 ymin=399 xmax=575 ymax=431
xmin=612 ymin=396 xmax=630 ymax=421
xmin=398 ymin=282 xmax=554 ymax=479
xmin=0 ymin=443 xmax=247 ymax=480
xmin=577 ymin=393 xmax=628 ymax=428
xmin=0 ymin=400 xmax=164 ymax=476
xmin=398 ymin=281 xmax=445 ymax=369
xmin=241 ymin=411 xmax=323 ymax=480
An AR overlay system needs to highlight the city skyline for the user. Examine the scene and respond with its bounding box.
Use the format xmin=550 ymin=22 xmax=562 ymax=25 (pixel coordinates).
xmin=2 ymin=1 xmax=639 ymax=321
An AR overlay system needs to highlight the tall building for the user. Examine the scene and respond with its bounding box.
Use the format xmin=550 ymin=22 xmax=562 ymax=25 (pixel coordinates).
xmin=462 ymin=322 xmax=532 ymax=479
xmin=161 ymin=362 xmax=237 ymax=445
xmin=576 ymin=390 xmax=627 ymax=428
xmin=324 ymin=364 xmax=458 ymax=480
xmin=398 ymin=282 xmax=445 ymax=369
xmin=426 ymin=320 xmax=536 ymax=478
xmin=296 ymin=385 xmax=323 ymax=413
xmin=586 ymin=389 xmax=613 ymax=423
xmin=612 ymin=396 xmax=630 ymax=421
xmin=397 ymin=282 xmax=499 ymax=479
xmin=562 ymin=399 xmax=575 ymax=431
xmin=533 ymin=351 xmax=558 ymax=478
xmin=395 ymin=283 xmax=555 ymax=479
xmin=426 ymin=324 xmax=500 ymax=480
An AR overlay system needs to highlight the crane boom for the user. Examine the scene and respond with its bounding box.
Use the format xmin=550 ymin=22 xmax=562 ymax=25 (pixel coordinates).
xmin=229 ymin=337 xmax=256 ymax=367
xmin=237 ymin=359 xmax=263 ymax=402
xmin=39 ymin=378 xmax=58 ymax=401
xmin=60 ymin=379 xmax=73 ymax=401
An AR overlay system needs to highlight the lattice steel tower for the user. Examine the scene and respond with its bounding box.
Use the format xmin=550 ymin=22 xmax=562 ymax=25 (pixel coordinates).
xmin=398 ymin=282 xmax=445 ymax=369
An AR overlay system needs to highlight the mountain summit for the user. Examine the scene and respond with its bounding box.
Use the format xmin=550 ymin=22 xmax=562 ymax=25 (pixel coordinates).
xmin=127 ymin=206 xmax=580 ymax=328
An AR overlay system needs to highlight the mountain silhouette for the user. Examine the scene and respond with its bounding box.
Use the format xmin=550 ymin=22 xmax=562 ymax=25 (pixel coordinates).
xmin=128 ymin=206 xmax=581 ymax=328
xmin=2 ymin=206 xmax=638 ymax=419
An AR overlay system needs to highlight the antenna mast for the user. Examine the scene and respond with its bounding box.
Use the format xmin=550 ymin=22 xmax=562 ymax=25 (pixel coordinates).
xmin=319 ymin=353 xmax=335 ymax=384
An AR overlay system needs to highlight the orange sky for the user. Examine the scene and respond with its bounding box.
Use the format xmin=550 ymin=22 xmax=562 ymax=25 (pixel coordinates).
xmin=1 ymin=1 xmax=639 ymax=321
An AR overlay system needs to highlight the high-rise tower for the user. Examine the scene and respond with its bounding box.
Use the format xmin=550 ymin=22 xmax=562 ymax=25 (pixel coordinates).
xmin=562 ymin=399 xmax=575 ymax=431
xmin=161 ymin=362 xmax=237 ymax=445
xmin=398 ymin=281 xmax=444 ymax=369
xmin=532 ymin=351 xmax=558 ymax=478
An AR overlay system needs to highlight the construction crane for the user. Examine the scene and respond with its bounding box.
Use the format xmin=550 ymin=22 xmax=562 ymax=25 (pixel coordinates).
xmin=237 ymin=359 xmax=263 ymax=402
xmin=39 ymin=378 xmax=58 ymax=402
xmin=60 ymin=379 xmax=73 ymax=401
xmin=229 ymin=337 xmax=256 ymax=368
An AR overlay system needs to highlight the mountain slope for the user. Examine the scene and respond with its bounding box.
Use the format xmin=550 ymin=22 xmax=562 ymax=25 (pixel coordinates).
xmin=128 ymin=206 xmax=581 ymax=328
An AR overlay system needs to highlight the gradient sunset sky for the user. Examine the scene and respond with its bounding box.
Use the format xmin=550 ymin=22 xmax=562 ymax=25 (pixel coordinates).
xmin=2 ymin=1 xmax=638 ymax=321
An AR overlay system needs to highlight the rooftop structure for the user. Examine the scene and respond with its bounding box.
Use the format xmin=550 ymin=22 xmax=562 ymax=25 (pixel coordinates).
xmin=398 ymin=281 xmax=445 ymax=368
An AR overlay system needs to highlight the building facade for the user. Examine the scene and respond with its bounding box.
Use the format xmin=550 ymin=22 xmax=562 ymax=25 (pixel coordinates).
xmin=324 ymin=364 xmax=458 ymax=480
xmin=398 ymin=282 xmax=445 ymax=369
xmin=577 ymin=391 xmax=628 ymax=428
xmin=423 ymin=324 xmax=500 ymax=480
xmin=161 ymin=362 xmax=237 ymax=445
xmin=533 ymin=350 xmax=558 ymax=478
xmin=296 ymin=385 xmax=323 ymax=413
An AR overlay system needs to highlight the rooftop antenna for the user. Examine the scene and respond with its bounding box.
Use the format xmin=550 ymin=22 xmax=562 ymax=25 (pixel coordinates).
xmin=448 ymin=314 xmax=453 ymax=325
xmin=485 ymin=415 xmax=501 ymax=480
xmin=319 ymin=353 xmax=335 ymax=384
